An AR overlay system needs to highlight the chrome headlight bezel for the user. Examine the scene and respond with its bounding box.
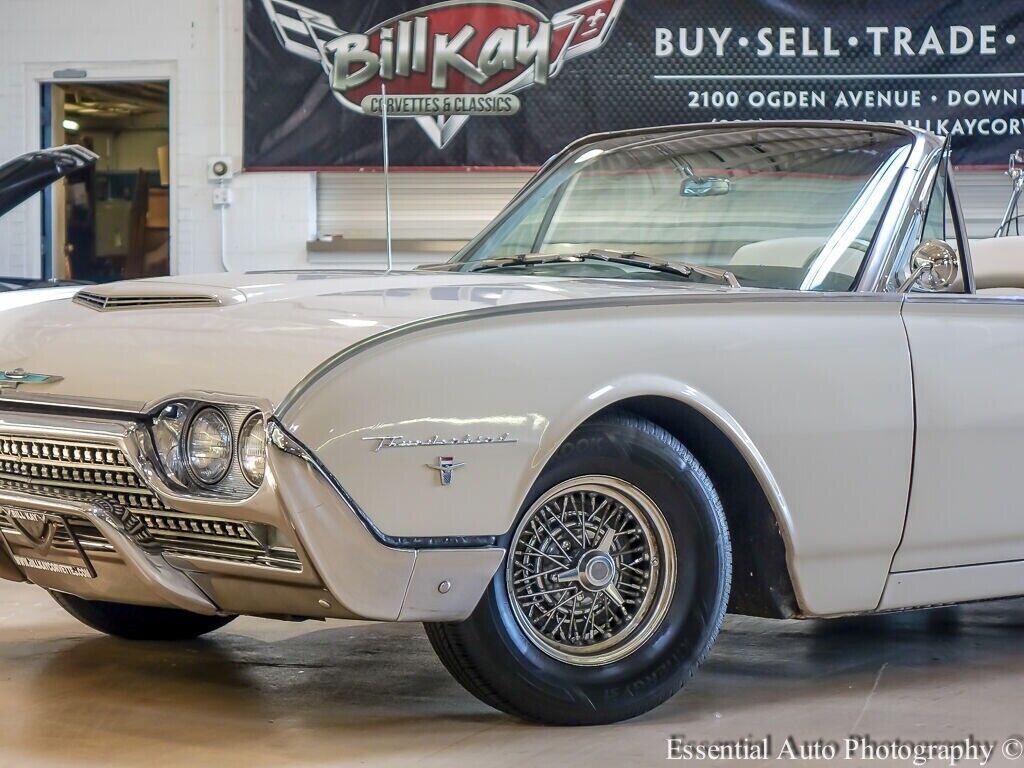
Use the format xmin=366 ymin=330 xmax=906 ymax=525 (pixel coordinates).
xmin=150 ymin=401 xmax=191 ymax=488
xmin=146 ymin=398 xmax=268 ymax=499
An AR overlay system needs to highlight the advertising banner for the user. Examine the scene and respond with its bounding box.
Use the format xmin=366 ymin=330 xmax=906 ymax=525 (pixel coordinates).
xmin=244 ymin=0 xmax=1024 ymax=168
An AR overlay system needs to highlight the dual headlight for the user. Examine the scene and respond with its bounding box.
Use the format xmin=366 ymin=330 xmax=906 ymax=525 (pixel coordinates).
xmin=150 ymin=402 xmax=267 ymax=492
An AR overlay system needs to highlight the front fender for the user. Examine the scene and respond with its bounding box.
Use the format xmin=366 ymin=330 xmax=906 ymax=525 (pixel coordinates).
xmin=279 ymin=296 xmax=913 ymax=616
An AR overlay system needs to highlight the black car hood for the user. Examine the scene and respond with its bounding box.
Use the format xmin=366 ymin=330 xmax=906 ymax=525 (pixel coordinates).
xmin=0 ymin=145 xmax=97 ymax=217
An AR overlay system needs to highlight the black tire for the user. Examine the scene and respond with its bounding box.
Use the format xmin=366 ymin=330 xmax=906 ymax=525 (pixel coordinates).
xmin=51 ymin=591 xmax=236 ymax=641
xmin=426 ymin=411 xmax=732 ymax=725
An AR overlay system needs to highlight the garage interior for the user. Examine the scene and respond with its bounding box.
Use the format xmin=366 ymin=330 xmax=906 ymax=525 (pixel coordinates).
xmin=45 ymin=82 xmax=171 ymax=283
xmin=4 ymin=0 xmax=1024 ymax=765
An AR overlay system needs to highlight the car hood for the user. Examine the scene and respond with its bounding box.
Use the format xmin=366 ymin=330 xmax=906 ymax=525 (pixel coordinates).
xmin=0 ymin=146 xmax=98 ymax=218
xmin=0 ymin=270 xmax=743 ymax=410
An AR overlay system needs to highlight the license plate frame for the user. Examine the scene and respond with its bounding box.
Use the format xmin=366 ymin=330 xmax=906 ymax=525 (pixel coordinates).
xmin=0 ymin=506 xmax=96 ymax=579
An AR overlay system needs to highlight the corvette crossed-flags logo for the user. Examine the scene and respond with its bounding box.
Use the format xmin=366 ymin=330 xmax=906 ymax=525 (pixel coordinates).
xmin=261 ymin=0 xmax=625 ymax=148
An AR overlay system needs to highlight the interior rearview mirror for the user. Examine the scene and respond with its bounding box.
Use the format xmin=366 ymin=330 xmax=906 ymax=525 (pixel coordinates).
xmin=899 ymin=239 xmax=959 ymax=292
xmin=680 ymin=176 xmax=731 ymax=198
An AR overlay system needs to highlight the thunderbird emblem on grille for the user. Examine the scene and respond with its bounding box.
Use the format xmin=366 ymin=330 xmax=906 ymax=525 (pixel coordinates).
xmin=0 ymin=369 xmax=64 ymax=391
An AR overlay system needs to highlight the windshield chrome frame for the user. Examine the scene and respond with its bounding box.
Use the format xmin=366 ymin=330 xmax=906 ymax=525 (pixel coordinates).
xmin=449 ymin=121 xmax=944 ymax=294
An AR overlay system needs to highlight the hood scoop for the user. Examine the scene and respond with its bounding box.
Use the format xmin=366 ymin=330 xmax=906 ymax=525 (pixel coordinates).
xmin=74 ymin=292 xmax=221 ymax=310
xmin=73 ymin=282 xmax=245 ymax=311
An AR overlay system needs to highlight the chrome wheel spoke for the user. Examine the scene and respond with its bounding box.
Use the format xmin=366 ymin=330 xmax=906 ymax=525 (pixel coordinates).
xmin=555 ymin=567 xmax=581 ymax=583
xmin=604 ymin=583 xmax=626 ymax=607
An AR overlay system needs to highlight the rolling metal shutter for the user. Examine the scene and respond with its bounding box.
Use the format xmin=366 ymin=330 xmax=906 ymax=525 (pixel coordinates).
xmin=316 ymin=171 xmax=533 ymax=241
xmin=958 ymin=171 xmax=1015 ymax=238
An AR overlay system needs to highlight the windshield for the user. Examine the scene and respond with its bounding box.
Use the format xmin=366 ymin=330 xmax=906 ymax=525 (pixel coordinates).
xmin=450 ymin=125 xmax=913 ymax=291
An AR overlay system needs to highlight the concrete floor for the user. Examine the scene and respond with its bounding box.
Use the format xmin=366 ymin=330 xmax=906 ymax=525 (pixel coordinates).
xmin=1 ymin=580 xmax=1023 ymax=767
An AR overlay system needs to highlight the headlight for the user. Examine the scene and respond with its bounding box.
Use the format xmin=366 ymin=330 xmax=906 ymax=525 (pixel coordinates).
xmin=238 ymin=412 xmax=267 ymax=487
xmin=185 ymin=407 xmax=233 ymax=485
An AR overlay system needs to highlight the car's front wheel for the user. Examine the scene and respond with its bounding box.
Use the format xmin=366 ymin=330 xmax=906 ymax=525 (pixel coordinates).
xmin=426 ymin=411 xmax=732 ymax=725
xmin=51 ymin=591 xmax=237 ymax=640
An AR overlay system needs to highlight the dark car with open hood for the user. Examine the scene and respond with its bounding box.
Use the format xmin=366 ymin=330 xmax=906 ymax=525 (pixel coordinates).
xmin=0 ymin=145 xmax=97 ymax=290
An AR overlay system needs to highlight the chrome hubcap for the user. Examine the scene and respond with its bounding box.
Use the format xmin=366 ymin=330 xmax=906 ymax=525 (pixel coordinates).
xmin=506 ymin=476 xmax=676 ymax=666
xmin=575 ymin=549 xmax=616 ymax=591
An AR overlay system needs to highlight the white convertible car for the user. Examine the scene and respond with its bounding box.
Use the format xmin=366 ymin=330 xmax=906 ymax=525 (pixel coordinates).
xmin=1 ymin=122 xmax=1022 ymax=724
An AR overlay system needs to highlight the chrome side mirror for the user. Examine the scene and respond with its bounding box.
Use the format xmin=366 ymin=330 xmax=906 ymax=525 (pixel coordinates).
xmin=899 ymin=239 xmax=959 ymax=292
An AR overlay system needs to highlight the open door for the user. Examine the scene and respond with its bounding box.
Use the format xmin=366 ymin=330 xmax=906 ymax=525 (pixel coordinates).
xmin=43 ymin=81 xmax=170 ymax=283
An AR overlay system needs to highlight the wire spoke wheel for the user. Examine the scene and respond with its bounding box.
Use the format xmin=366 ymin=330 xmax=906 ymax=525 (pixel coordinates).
xmin=506 ymin=475 xmax=677 ymax=666
xmin=427 ymin=413 xmax=730 ymax=724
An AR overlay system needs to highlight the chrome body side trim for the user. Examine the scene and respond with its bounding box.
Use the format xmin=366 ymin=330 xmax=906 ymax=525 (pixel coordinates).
xmin=254 ymin=422 xmax=504 ymax=620
xmin=905 ymin=294 xmax=1024 ymax=305
xmin=269 ymin=422 xmax=499 ymax=549
xmin=880 ymin=559 xmax=1024 ymax=611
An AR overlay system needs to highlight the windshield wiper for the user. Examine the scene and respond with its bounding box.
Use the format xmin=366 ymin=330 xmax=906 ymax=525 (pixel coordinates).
xmin=417 ymin=253 xmax=586 ymax=273
xmin=464 ymin=248 xmax=741 ymax=288
xmin=465 ymin=252 xmax=590 ymax=271
xmin=584 ymin=249 xmax=741 ymax=287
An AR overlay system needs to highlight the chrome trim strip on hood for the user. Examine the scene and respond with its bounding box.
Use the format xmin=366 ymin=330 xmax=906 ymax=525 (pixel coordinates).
xmin=0 ymin=391 xmax=147 ymax=416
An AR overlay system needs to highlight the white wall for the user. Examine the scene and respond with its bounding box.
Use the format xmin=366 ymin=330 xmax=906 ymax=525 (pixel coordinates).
xmin=0 ymin=0 xmax=313 ymax=278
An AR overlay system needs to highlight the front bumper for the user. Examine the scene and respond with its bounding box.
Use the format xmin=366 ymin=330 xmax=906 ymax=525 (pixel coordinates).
xmin=0 ymin=408 xmax=502 ymax=622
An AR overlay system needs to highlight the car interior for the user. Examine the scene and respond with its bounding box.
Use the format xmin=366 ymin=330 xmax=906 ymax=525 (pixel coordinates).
xmin=967 ymin=236 xmax=1024 ymax=295
xmin=725 ymin=234 xmax=1024 ymax=295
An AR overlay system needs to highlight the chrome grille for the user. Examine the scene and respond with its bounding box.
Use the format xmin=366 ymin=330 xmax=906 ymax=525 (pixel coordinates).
xmin=137 ymin=512 xmax=254 ymax=540
xmin=74 ymin=291 xmax=221 ymax=311
xmin=0 ymin=435 xmax=300 ymax=572
xmin=0 ymin=435 xmax=165 ymax=507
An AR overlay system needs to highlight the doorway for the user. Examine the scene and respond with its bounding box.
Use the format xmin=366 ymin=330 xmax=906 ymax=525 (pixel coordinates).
xmin=43 ymin=81 xmax=170 ymax=283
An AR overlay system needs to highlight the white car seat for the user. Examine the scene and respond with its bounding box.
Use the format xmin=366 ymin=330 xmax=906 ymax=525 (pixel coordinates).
xmin=967 ymin=236 xmax=1024 ymax=295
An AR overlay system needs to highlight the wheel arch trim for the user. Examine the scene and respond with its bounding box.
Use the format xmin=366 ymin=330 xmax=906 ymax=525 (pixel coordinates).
xmin=521 ymin=376 xmax=805 ymax=614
